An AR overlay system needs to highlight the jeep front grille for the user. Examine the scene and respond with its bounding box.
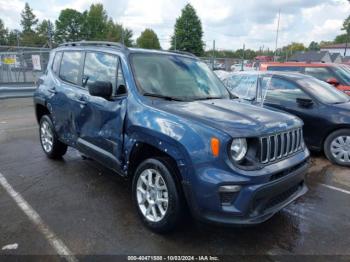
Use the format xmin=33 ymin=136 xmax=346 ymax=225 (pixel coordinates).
xmin=259 ymin=128 xmax=303 ymax=164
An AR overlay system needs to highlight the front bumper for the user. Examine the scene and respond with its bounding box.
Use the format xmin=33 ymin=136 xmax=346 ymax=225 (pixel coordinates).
xmin=182 ymin=150 xmax=309 ymax=225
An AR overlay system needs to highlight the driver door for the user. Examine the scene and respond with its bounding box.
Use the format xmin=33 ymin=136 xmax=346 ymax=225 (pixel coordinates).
xmin=75 ymin=51 xmax=127 ymax=173
xmin=259 ymin=76 xmax=321 ymax=147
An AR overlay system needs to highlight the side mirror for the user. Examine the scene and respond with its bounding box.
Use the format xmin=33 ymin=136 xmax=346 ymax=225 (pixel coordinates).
xmin=326 ymin=77 xmax=339 ymax=87
xmin=296 ymin=97 xmax=313 ymax=108
xmin=116 ymin=84 xmax=127 ymax=96
xmin=88 ymin=81 xmax=113 ymax=99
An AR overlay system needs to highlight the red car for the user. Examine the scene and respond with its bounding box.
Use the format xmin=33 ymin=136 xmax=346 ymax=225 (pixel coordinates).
xmin=260 ymin=62 xmax=350 ymax=95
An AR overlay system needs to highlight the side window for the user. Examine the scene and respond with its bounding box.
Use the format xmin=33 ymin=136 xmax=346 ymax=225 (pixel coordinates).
xmin=264 ymin=77 xmax=310 ymax=104
xmin=52 ymin=51 xmax=62 ymax=75
xmin=59 ymin=51 xmax=83 ymax=85
xmin=228 ymin=75 xmax=257 ymax=100
xmin=304 ymin=67 xmax=334 ymax=82
xmin=83 ymin=52 xmax=118 ymax=93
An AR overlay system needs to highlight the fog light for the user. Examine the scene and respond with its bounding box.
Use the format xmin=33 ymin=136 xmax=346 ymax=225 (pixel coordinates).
xmin=219 ymin=185 xmax=241 ymax=192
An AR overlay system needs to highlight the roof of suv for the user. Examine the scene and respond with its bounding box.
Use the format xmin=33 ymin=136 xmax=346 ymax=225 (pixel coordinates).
xmin=57 ymin=41 xmax=198 ymax=59
xmin=227 ymin=70 xmax=313 ymax=81
xmin=260 ymin=62 xmax=338 ymax=70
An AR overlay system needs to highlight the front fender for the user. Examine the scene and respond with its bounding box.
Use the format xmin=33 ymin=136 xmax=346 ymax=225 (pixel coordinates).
xmin=124 ymin=126 xmax=193 ymax=181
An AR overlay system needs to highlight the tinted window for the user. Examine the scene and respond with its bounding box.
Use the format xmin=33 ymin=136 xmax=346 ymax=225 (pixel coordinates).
xmin=267 ymin=66 xmax=302 ymax=72
xmin=296 ymin=77 xmax=350 ymax=104
xmin=83 ymin=52 xmax=118 ymax=92
xmin=131 ymin=54 xmax=230 ymax=100
xmin=52 ymin=51 xmax=62 ymax=75
xmin=225 ymin=74 xmax=257 ymax=100
xmin=263 ymin=77 xmax=310 ymax=104
xmin=59 ymin=52 xmax=83 ymax=85
xmin=304 ymin=67 xmax=334 ymax=82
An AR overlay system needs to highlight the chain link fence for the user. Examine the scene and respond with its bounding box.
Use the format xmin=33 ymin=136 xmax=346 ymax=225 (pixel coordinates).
xmin=0 ymin=46 xmax=51 ymax=87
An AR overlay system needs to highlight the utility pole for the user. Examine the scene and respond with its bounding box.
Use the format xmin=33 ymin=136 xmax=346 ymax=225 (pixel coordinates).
xmin=212 ymin=40 xmax=215 ymax=70
xmin=241 ymin=44 xmax=245 ymax=71
xmin=47 ymin=20 xmax=53 ymax=49
xmin=344 ymin=29 xmax=349 ymax=57
xmin=121 ymin=27 xmax=125 ymax=45
xmin=16 ymin=31 xmax=19 ymax=48
xmin=174 ymin=36 xmax=177 ymax=51
xmin=274 ymin=8 xmax=281 ymax=61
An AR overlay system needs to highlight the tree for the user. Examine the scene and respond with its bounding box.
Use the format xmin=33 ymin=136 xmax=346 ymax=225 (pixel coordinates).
xmin=308 ymin=41 xmax=320 ymax=51
xmin=106 ymin=20 xmax=133 ymax=46
xmin=7 ymin=30 xmax=20 ymax=46
xmin=334 ymin=34 xmax=348 ymax=44
xmin=342 ymin=15 xmax=350 ymax=35
xmin=170 ymin=4 xmax=204 ymax=56
xmin=36 ymin=20 xmax=54 ymax=47
xmin=84 ymin=4 xmax=108 ymax=40
xmin=55 ymin=9 xmax=86 ymax=43
xmin=20 ymin=2 xmax=39 ymax=46
xmin=136 ymin=29 xmax=161 ymax=49
xmin=0 ymin=19 xmax=8 ymax=45
xmin=20 ymin=2 xmax=38 ymax=34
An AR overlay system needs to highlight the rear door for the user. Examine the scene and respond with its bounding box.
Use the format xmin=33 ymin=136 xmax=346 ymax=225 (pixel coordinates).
xmin=260 ymin=76 xmax=322 ymax=147
xmin=75 ymin=51 xmax=127 ymax=172
xmin=49 ymin=50 xmax=84 ymax=145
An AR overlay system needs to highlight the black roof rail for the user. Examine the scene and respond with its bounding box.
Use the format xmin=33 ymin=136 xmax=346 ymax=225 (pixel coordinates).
xmin=58 ymin=41 xmax=126 ymax=50
xmin=167 ymin=50 xmax=197 ymax=58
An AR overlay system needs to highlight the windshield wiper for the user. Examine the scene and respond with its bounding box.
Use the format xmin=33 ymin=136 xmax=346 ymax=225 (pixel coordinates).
xmin=196 ymin=96 xmax=224 ymax=100
xmin=142 ymin=92 xmax=184 ymax=101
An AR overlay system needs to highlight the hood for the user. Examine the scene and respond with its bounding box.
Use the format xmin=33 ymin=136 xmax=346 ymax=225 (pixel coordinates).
xmin=330 ymin=101 xmax=350 ymax=110
xmin=152 ymin=99 xmax=302 ymax=137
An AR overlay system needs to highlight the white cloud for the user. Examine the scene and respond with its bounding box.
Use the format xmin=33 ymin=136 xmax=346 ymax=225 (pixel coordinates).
xmin=0 ymin=0 xmax=349 ymax=50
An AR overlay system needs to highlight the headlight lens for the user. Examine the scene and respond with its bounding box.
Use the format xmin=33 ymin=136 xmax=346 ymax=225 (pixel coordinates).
xmin=230 ymin=138 xmax=247 ymax=162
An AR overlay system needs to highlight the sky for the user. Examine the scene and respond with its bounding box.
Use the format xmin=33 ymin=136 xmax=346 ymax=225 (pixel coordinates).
xmin=0 ymin=0 xmax=349 ymax=51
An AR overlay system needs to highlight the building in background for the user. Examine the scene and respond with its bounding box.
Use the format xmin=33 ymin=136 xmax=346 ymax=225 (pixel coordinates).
xmin=321 ymin=43 xmax=349 ymax=57
xmin=289 ymin=51 xmax=332 ymax=63
xmin=330 ymin=53 xmax=342 ymax=63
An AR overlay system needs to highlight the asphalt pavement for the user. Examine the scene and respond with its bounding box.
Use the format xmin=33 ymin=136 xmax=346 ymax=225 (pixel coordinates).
xmin=0 ymin=98 xmax=349 ymax=261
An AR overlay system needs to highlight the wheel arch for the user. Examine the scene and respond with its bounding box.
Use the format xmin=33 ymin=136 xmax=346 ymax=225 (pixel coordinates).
xmin=321 ymin=125 xmax=350 ymax=151
xmin=35 ymin=103 xmax=50 ymax=124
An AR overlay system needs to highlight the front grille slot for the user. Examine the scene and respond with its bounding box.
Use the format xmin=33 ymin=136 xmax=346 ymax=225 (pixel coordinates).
xmin=260 ymin=128 xmax=303 ymax=164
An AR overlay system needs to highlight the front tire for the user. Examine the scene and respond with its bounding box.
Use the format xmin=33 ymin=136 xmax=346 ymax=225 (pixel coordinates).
xmin=39 ymin=115 xmax=67 ymax=159
xmin=324 ymin=129 xmax=350 ymax=167
xmin=132 ymin=157 xmax=185 ymax=233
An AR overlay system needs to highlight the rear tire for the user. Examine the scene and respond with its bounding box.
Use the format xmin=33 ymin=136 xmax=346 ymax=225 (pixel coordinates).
xmin=324 ymin=129 xmax=350 ymax=167
xmin=39 ymin=115 xmax=67 ymax=159
xmin=132 ymin=157 xmax=185 ymax=233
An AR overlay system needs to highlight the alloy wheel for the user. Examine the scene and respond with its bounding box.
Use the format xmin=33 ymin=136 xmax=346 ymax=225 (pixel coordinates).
xmin=40 ymin=120 xmax=53 ymax=153
xmin=136 ymin=168 xmax=169 ymax=222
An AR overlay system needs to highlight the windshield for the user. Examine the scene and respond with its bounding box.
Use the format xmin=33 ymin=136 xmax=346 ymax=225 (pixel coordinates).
xmin=131 ymin=53 xmax=230 ymax=101
xmin=296 ymin=77 xmax=350 ymax=104
xmin=332 ymin=66 xmax=350 ymax=85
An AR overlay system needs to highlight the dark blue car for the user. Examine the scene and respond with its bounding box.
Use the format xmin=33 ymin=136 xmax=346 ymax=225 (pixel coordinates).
xmin=221 ymin=71 xmax=350 ymax=167
xmin=33 ymin=42 xmax=309 ymax=233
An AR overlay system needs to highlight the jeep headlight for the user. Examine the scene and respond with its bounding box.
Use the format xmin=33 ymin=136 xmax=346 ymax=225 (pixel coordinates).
xmin=230 ymin=138 xmax=247 ymax=162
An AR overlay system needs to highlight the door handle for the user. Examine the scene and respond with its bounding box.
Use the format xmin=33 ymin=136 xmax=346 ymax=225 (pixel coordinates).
xmin=76 ymin=95 xmax=88 ymax=105
xmin=48 ymin=87 xmax=57 ymax=94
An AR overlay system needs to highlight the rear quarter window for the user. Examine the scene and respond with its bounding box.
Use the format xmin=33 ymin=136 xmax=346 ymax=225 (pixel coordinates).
xmin=52 ymin=51 xmax=62 ymax=75
xmin=59 ymin=51 xmax=83 ymax=85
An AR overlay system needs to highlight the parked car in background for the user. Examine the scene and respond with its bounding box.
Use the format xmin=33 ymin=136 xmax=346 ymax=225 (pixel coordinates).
xmin=34 ymin=41 xmax=310 ymax=232
xmin=260 ymin=62 xmax=350 ymax=95
xmin=221 ymin=71 xmax=350 ymax=166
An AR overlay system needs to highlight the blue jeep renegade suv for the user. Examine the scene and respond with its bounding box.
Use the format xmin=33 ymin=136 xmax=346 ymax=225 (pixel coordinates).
xmin=33 ymin=41 xmax=309 ymax=232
